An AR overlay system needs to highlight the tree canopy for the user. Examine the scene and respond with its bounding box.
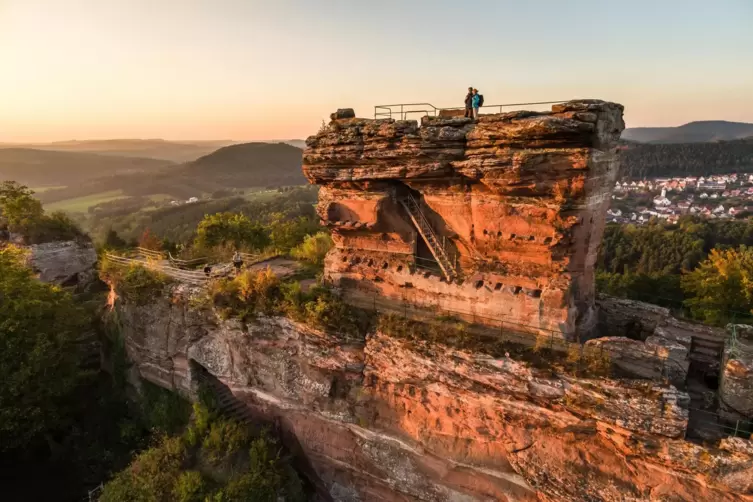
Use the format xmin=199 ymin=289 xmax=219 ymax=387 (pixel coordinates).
xmin=0 ymin=245 xmax=87 ymax=451
xmin=194 ymin=212 xmax=270 ymax=252
xmin=681 ymin=246 xmax=753 ymax=325
xmin=0 ymin=180 xmax=84 ymax=244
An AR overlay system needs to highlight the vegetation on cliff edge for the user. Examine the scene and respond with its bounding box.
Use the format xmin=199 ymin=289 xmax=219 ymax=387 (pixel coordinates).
xmin=100 ymin=403 xmax=305 ymax=502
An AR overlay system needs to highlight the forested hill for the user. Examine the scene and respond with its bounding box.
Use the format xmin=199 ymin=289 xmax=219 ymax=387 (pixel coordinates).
xmin=0 ymin=139 xmax=235 ymax=163
xmin=0 ymin=148 xmax=174 ymax=186
xmin=619 ymin=139 xmax=753 ymax=179
xmin=623 ymin=120 xmax=753 ymax=143
xmin=184 ymin=142 xmax=306 ymax=185
xmin=37 ymin=142 xmax=306 ymax=203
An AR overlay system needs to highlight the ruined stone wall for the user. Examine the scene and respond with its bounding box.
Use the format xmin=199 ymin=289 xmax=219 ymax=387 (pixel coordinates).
xmin=303 ymin=100 xmax=625 ymax=340
xmin=115 ymin=286 xmax=753 ymax=502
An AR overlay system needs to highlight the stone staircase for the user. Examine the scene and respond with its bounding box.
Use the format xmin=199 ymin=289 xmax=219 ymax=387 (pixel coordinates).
xmin=195 ymin=367 xmax=255 ymax=424
xmin=399 ymin=194 xmax=458 ymax=282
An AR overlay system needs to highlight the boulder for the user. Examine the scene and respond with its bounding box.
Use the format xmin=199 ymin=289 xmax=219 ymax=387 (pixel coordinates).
xmin=330 ymin=108 xmax=355 ymax=120
xmin=26 ymin=240 xmax=98 ymax=287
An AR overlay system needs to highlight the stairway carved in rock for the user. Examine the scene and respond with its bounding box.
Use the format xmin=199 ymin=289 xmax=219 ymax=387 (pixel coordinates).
xmin=399 ymin=193 xmax=458 ymax=282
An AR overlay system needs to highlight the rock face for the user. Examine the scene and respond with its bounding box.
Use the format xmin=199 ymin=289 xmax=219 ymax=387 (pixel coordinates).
xmin=303 ymin=100 xmax=625 ymax=340
xmin=115 ymin=286 xmax=753 ymax=502
xmin=25 ymin=239 xmax=98 ymax=287
xmin=720 ymin=325 xmax=753 ymax=421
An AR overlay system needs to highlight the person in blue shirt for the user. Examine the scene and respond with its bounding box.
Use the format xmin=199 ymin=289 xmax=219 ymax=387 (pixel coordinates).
xmin=471 ymin=89 xmax=482 ymax=119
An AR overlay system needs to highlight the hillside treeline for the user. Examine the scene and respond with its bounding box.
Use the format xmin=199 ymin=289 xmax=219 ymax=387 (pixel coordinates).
xmin=87 ymin=186 xmax=318 ymax=244
xmin=38 ymin=142 xmax=306 ymax=204
xmin=597 ymin=216 xmax=753 ymax=324
xmin=619 ymin=139 xmax=753 ymax=179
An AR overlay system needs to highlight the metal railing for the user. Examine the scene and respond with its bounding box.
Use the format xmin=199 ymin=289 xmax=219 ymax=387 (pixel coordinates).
xmin=374 ymin=100 xmax=570 ymax=121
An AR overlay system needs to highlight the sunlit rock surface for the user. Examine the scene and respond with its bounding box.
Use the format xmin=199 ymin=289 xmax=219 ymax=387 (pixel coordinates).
xmin=26 ymin=239 xmax=98 ymax=287
xmin=114 ymin=285 xmax=753 ymax=502
xmin=303 ymin=100 xmax=625 ymax=340
xmin=720 ymin=324 xmax=753 ymax=421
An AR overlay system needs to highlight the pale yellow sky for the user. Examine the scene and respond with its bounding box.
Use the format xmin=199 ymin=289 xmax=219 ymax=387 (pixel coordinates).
xmin=1 ymin=0 xmax=752 ymax=142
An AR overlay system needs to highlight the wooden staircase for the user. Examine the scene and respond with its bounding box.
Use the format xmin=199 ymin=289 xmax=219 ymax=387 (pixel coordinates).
xmin=399 ymin=194 xmax=458 ymax=282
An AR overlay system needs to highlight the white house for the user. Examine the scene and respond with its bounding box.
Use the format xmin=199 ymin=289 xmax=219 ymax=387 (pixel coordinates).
xmin=186 ymin=197 xmax=199 ymax=204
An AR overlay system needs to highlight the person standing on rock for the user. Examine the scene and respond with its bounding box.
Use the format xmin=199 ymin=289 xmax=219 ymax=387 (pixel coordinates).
xmin=464 ymin=87 xmax=474 ymax=118
xmin=472 ymin=88 xmax=482 ymax=119
xmin=232 ymin=250 xmax=244 ymax=275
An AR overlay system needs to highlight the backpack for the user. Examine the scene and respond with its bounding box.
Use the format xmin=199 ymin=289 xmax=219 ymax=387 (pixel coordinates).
xmin=478 ymin=94 xmax=484 ymax=107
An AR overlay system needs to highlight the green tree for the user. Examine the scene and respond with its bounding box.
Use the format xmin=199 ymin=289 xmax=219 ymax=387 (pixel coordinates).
xmin=681 ymin=246 xmax=753 ymax=325
xmin=0 ymin=180 xmax=44 ymax=231
xmin=194 ymin=212 xmax=269 ymax=251
xmin=291 ymin=231 xmax=333 ymax=266
xmin=0 ymin=246 xmax=86 ymax=452
xmin=104 ymin=228 xmax=127 ymax=249
xmin=267 ymin=214 xmax=321 ymax=252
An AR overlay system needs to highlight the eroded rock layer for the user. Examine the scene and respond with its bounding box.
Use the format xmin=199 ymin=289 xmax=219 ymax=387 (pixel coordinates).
xmin=303 ymin=101 xmax=625 ymax=340
xmin=116 ymin=286 xmax=753 ymax=502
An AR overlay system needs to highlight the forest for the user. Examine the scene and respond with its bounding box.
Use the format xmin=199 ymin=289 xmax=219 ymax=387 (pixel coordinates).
xmin=619 ymin=139 xmax=753 ymax=179
xmin=596 ymin=216 xmax=753 ymax=324
xmin=0 ymin=182 xmax=325 ymax=501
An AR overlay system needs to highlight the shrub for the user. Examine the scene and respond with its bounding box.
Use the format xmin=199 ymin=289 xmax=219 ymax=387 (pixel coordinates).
xmin=100 ymin=258 xmax=172 ymax=305
xmin=140 ymin=380 xmax=192 ymax=435
xmin=283 ymin=284 xmax=368 ymax=336
xmin=565 ymin=343 xmax=611 ymax=377
xmin=202 ymin=419 xmax=251 ymax=464
xmin=172 ymin=471 xmax=208 ymax=502
xmin=100 ymin=404 xmax=305 ymax=502
xmin=290 ymin=231 xmax=333 ymax=266
xmin=208 ymin=267 xmax=281 ymax=320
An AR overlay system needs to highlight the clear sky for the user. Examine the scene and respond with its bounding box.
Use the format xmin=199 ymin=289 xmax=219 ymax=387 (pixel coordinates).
xmin=1 ymin=0 xmax=752 ymax=142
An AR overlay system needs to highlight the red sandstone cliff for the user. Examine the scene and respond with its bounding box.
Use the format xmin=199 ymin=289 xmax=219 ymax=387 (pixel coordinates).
xmin=114 ymin=284 xmax=753 ymax=502
xmin=303 ymin=101 xmax=625 ymax=340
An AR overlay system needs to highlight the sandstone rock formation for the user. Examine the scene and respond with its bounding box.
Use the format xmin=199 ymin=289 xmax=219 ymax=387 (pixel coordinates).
xmin=25 ymin=239 xmax=98 ymax=287
xmin=114 ymin=284 xmax=753 ymax=502
xmin=720 ymin=324 xmax=753 ymax=422
xmin=303 ymin=100 xmax=625 ymax=340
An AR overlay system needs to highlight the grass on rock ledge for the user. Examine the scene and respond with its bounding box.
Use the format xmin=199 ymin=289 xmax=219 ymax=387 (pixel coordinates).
xmin=377 ymin=314 xmax=613 ymax=378
xmin=99 ymin=257 xmax=173 ymax=306
xmin=205 ymin=268 xmax=372 ymax=338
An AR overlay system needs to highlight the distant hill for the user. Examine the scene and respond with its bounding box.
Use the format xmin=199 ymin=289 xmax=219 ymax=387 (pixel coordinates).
xmin=620 ymin=138 xmax=753 ymax=179
xmin=0 ymin=148 xmax=173 ymax=187
xmin=37 ymin=142 xmax=306 ymax=204
xmin=0 ymin=139 xmax=236 ymax=163
xmin=623 ymin=121 xmax=753 ymax=144
xmin=279 ymin=140 xmax=306 ymax=149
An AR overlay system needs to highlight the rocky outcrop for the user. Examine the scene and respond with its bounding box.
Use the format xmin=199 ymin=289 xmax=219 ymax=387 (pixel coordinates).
xmin=303 ymin=100 xmax=625 ymax=340
xmin=115 ymin=286 xmax=753 ymax=502
xmin=25 ymin=239 xmax=98 ymax=287
xmin=720 ymin=324 xmax=753 ymax=422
